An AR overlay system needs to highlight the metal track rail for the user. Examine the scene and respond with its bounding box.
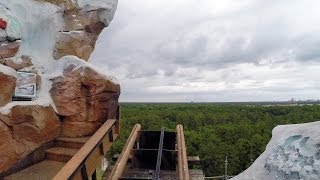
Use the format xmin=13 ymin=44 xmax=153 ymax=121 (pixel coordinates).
xmin=154 ymin=128 xmax=165 ymax=179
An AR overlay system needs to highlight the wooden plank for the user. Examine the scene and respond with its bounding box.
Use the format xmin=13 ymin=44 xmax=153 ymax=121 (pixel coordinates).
xmin=85 ymin=146 xmax=103 ymax=176
xmin=180 ymin=125 xmax=189 ymax=180
xmin=53 ymin=119 xmax=116 ymax=180
xmin=101 ymin=134 xmax=112 ymax=155
xmin=72 ymin=170 xmax=82 ymax=180
xmin=188 ymin=156 xmax=201 ymax=165
xmin=108 ymin=124 xmax=141 ymax=180
xmin=176 ymin=125 xmax=183 ymax=180
xmin=176 ymin=125 xmax=190 ymax=180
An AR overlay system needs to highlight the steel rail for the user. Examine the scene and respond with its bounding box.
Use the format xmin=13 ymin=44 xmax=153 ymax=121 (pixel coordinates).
xmin=154 ymin=128 xmax=165 ymax=179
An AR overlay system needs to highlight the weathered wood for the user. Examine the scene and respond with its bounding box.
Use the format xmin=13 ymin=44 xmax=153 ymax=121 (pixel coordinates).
xmin=85 ymin=146 xmax=103 ymax=177
xmin=176 ymin=125 xmax=190 ymax=180
xmin=188 ymin=156 xmax=201 ymax=165
xmin=108 ymin=124 xmax=141 ymax=180
xmin=176 ymin=126 xmax=182 ymax=179
xmin=53 ymin=119 xmax=117 ymax=180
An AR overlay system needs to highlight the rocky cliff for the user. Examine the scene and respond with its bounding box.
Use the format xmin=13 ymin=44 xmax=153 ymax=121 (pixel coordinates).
xmin=0 ymin=0 xmax=119 ymax=173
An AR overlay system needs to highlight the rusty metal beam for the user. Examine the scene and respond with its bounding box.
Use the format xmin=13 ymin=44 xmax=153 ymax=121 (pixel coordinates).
xmin=176 ymin=125 xmax=190 ymax=180
xmin=108 ymin=124 xmax=141 ymax=180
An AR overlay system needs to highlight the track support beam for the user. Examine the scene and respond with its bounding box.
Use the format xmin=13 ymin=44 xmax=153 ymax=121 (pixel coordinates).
xmin=176 ymin=125 xmax=190 ymax=180
xmin=108 ymin=124 xmax=141 ymax=180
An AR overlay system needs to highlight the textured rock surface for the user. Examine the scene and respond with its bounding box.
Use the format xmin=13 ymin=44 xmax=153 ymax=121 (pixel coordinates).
xmin=0 ymin=0 xmax=119 ymax=174
xmin=265 ymin=135 xmax=320 ymax=180
xmin=0 ymin=5 xmax=22 ymax=42
xmin=53 ymin=31 xmax=96 ymax=61
xmin=232 ymin=121 xmax=320 ymax=180
xmin=42 ymin=0 xmax=78 ymax=12
xmin=0 ymin=72 xmax=16 ymax=107
xmin=63 ymin=8 xmax=106 ymax=32
xmin=0 ymin=55 xmax=33 ymax=71
xmin=0 ymin=42 xmax=20 ymax=59
xmin=0 ymin=105 xmax=61 ymax=173
xmin=50 ymin=65 xmax=120 ymax=137
xmin=53 ymin=0 xmax=118 ymax=61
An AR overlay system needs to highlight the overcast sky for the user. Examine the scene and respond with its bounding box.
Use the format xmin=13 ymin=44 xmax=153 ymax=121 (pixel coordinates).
xmin=90 ymin=0 xmax=320 ymax=102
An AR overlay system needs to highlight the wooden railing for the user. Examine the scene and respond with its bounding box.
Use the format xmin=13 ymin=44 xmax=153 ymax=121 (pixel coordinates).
xmin=177 ymin=124 xmax=190 ymax=180
xmin=107 ymin=124 xmax=141 ymax=180
xmin=53 ymin=106 xmax=120 ymax=180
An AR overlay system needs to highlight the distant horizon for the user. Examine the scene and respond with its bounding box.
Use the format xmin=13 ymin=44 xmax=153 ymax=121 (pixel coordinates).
xmin=91 ymin=0 xmax=320 ymax=102
xmin=120 ymin=99 xmax=320 ymax=103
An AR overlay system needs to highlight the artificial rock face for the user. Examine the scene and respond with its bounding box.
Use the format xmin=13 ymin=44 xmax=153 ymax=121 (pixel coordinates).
xmin=0 ymin=55 xmax=33 ymax=71
xmin=0 ymin=0 xmax=119 ymax=174
xmin=0 ymin=105 xmax=61 ymax=172
xmin=52 ymin=0 xmax=117 ymax=61
xmin=232 ymin=121 xmax=320 ymax=180
xmin=0 ymin=71 xmax=16 ymax=107
xmin=0 ymin=42 xmax=20 ymax=59
xmin=54 ymin=31 xmax=97 ymax=61
xmin=50 ymin=65 xmax=120 ymax=137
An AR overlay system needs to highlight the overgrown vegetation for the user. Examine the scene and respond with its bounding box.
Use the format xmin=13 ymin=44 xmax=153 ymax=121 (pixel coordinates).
xmin=108 ymin=103 xmax=320 ymax=176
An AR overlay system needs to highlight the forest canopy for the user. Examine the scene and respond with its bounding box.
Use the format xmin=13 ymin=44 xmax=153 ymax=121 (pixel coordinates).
xmin=108 ymin=103 xmax=320 ymax=176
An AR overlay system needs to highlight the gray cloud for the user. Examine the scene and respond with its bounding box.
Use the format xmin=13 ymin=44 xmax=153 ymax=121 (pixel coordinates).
xmin=90 ymin=0 xmax=320 ymax=102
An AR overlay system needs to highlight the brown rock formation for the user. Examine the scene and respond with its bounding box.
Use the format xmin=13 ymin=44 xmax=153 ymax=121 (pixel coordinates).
xmin=0 ymin=0 xmax=119 ymax=173
xmin=63 ymin=8 xmax=106 ymax=31
xmin=52 ymin=0 xmax=116 ymax=61
xmin=0 ymin=120 xmax=23 ymax=173
xmin=0 ymin=72 xmax=16 ymax=107
xmin=0 ymin=55 xmax=33 ymax=71
xmin=53 ymin=31 xmax=96 ymax=61
xmin=50 ymin=65 xmax=120 ymax=137
xmin=0 ymin=42 xmax=20 ymax=59
xmin=0 ymin=105 xmax=61 ymax=173
xmin=42 ymin=0 xmax=78 ymax=12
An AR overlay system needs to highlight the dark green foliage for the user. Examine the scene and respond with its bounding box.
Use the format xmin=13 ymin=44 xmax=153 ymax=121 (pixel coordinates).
xmin=108 ymin=103 xmax=320 ymax=176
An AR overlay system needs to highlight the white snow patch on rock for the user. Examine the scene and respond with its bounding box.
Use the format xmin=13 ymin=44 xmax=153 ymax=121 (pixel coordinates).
xmin=1 ymin=0 xmax=63 ymax=71
xmin=0 ymin=0 xmax=63 ymax=114
xmin=78 ymin=0 xmax=118 ymax=26
xmin=0 ymin=5 xmax=22 ymax=41
xmin=232 ymin=121 xmax=320 ymax=180
xmin=56 ymin=55 xmax=120 ymax=85
xmin=0 ymin=0 xmax=118 ymax=114
xmin=0 ymin=63 xmax=17 ymax=77
xmin=0 ymin=99 xmax=51 ymax=115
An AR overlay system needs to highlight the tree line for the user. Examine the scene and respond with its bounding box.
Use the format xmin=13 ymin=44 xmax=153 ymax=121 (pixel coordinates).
xmin=108 ymin=103 xmax=320 ymax=176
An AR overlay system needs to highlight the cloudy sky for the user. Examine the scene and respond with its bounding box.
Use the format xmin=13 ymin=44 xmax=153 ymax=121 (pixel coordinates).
xmin=91 ymin=0 xmax=320 ymax=102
